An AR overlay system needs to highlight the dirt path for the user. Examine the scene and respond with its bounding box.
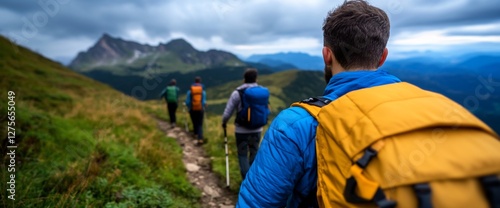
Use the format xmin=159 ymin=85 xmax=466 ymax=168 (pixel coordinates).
xmin=157 ymin=119 xmax=237 ymax=208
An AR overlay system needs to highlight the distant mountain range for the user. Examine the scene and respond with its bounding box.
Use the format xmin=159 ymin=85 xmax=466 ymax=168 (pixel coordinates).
xmin=69 ymin=34 xmax=244 ymax=75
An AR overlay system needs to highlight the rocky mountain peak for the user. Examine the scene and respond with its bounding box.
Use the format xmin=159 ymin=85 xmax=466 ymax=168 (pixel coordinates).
xmin=162 ymin=38 xmax=197 ymax=55
xmin=69 ymin=34 xmax=243 ymax=72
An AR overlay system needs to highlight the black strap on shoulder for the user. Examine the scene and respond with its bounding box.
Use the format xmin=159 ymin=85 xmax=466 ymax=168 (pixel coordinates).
xmin=344 ymin=177 xmax=371 ymax=203
xmin=344 ymin=179 xmax=396 ymax=208
xmin=413 ymin=183 xmax=433 ymax=208
xmin=237 ymin=88 xmax=246 ymax=100
xmin=300 ymin=96 xmax=332 ymax=108
xmin=237 ymin=85 xmax=257 ymax=100
xmin=480 ymin=175 xmax=500 ymax=208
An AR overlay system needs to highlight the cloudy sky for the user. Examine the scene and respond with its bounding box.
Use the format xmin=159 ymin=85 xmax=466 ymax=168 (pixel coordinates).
xmin=2 ymin=0 xmax=500 ymax=64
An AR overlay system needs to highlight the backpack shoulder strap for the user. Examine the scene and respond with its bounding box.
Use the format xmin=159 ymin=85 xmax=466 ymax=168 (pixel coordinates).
xmin=291 ymin=97 xmax=332 ymax=120
xmin=237 ymin=88 xmax=247 ymax=101
xmin=237 ymin=85 xmax=258 ymax=100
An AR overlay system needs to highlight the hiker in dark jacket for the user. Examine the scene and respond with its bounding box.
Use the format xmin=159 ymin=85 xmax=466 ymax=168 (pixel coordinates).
xmin=159 ymin=79 xmax=180 ymax=127
xmin=222 ymin=68 xmax=266 ymax=180
xmin=185 ymin=76 xmax=207 ymax=144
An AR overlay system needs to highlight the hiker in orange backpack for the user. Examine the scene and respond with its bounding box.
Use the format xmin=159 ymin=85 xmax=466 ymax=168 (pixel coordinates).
xmin=185 ymin=76 xmax=207 ymax=145
xmin=237 ymin=1 xmax=500 ymax=208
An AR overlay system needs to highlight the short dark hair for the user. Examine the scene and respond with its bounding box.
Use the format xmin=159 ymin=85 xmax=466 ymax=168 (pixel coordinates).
xmin=194 ymin=76 xmax=201 ymax=83
xmin=323 ymin=0 xmax=390 ymax=69
xmin=169 ymin=79 xmax=176 ymax=85
xmin=244 ymin=68 xmax=258 ymax=83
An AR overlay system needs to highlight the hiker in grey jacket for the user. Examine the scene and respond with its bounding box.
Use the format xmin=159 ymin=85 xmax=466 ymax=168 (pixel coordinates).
xmin=222 ymin=68 xmax=263 ymax=180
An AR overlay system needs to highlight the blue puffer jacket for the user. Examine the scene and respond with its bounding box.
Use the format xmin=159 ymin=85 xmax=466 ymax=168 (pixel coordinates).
xmin=237 ymin=70 xmax=401 ymax=208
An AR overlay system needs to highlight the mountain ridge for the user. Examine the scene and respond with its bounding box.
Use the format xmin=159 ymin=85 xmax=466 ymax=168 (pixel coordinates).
xmin=69 ymin=34 xmax=244 ymax=74
xmin=69 ymin=33 xmax=157 ymax=70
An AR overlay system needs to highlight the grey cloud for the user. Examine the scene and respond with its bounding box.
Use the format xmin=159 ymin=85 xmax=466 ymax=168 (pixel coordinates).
xmin=2 ymin=0 xmax=172 ymax=39
xmin=389 ymin=0 xmax=500 ymax=28
xmin=1 ymin=0 xmax=499 ymax=61
xmin=3 ymin=0 xmax=500 ymax=39
xmin=153 ymin=0 xmax=327 ymax=44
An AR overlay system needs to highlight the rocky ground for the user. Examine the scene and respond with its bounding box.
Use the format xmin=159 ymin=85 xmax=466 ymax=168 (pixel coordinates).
xmin=158 ymin=120 xmax=237 ymax=208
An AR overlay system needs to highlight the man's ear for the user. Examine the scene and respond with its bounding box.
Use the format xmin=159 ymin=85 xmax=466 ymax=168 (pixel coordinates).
xmin=322 ymin=46 xmax=333 ymax=66
xmin=378 ymin=48 xmax=388 ymax=68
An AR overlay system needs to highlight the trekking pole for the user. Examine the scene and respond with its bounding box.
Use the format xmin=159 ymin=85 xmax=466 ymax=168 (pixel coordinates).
xmin=224 ymin=127 xmax=230 ymax=188
xmin=203 ymin=106 xmax=207 ymax=132
xmin=183 ymin=104 xmax=188 ymax=132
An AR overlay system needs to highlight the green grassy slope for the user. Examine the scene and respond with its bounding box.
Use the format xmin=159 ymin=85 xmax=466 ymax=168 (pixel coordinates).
xmin=0 ymin=36 xmax=200 ymax=207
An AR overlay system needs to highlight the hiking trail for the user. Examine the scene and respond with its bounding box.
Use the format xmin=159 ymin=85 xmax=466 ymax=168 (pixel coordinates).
xmin=157 ymin=119 xmax=238 ymax=208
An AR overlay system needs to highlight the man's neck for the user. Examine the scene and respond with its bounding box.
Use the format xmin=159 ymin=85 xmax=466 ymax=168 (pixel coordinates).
xmin=333 ymin=67 xmax=378 ymax=76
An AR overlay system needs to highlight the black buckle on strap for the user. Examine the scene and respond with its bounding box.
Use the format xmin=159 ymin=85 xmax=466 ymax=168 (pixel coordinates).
xmin=373 ymin=187 xmax=397 ymax=208
xmin=300 ymin=97 xmax=331 ymax=107
xmin=356 ymin=147 xmax=378 ymax=169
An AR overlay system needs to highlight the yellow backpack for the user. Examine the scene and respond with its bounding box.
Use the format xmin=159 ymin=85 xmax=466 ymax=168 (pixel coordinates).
xmin=292 ymin=82 xmax=500 ymax=208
